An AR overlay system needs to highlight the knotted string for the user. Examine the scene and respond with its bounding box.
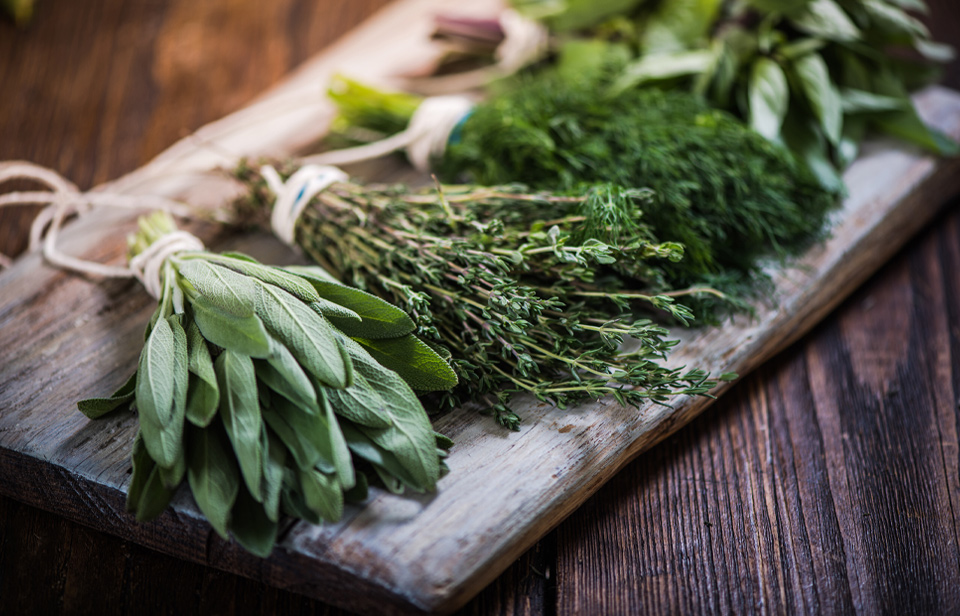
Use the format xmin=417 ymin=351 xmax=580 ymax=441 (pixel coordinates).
xmin=301 ymin=95 xmax=474 ymax=172
xmin=260 ymin=163 xmax=348 ymax=245
xmin=0 ymin=161 xmax=206 ymax=297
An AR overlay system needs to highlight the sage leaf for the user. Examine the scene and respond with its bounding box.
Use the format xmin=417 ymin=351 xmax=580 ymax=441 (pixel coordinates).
xmin=177 ymin=260 xmax=258 ymax=317
xmin=354 ymin=335 xmax=458 ymax=392
xmin=264 ymin=395 xmax=336 ymax=472
xmin=343 ymin=470 xmax=369 ymax=503
xmin=230 ymin=485 xmax=277 ymax=558
xmin=298 ymin=468 xmax=343 ymax=523
xmin=216 ymin=350 xmax=263 ymax=502
xmin=260 ymin=427 xmax=286 ymax=523
xmin=127 ymin=433 xmax=175 ymax=522
xmin=77 ymin=371 xmax=137 ymax=419
xmin=280 ymin=469 xmax=322 ymax=525
xmin=157 ymin=314 xmax=189 ymax=489
xmin=320 ymin=389 xmax=354 ymax=490
xmin=792 ymin=52 xmax=843 ymax=146
xmin=192 ymin=295 xmax=272 ymax=359
xmin=253 ymin=281 xmax=351 ymax=389
xmin=185 ymin=319 xmax=219 ymax=427
xmin=255 ymin=337 xmax=319 ymax=413
xmin=211 ymin=255 xmax=321 ymax=304
xmin=187 ymin=421 xmax=240 ymax=540
xmin=136 ymin=316 xmax=183 ymax=468
xmin=748 ymin=57 xmax=789 ymax=141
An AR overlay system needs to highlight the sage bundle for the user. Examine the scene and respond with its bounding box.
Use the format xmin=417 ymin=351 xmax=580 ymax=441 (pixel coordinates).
xmin=236 ymin=162 xmax=735 ymax=429
xmin=79 ymin=211 xmax=457 ymax=556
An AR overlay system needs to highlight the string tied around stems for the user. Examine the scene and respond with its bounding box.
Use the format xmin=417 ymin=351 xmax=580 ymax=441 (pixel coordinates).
xmin=260 ymin=164 xmax=349 ymax=246
xmin=0 ymin=160 xmax=205 ymax=297
xmin=302 ymin=95 xmax=474 ymax=172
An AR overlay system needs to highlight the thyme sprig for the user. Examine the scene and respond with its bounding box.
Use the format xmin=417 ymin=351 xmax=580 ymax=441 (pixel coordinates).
xmin=236 ymin=163 xmax=735 ymax=428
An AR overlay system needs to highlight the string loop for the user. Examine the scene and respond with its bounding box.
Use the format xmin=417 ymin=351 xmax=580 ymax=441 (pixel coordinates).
xmin=261 ymin=164 xmax=348 ymax=245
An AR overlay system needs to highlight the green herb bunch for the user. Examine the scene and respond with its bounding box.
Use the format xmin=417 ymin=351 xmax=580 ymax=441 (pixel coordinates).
xmin=328 ymin=73 xmax=836 ymax=309
xmin=236 ymin=163 xmax=734 ymax=429
xmin=78 ymin=211 xmax=457 ymax=557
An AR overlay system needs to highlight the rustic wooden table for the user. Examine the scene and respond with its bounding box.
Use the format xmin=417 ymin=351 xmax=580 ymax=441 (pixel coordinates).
xmin=1 ymin=1 xmax=959 ymax=614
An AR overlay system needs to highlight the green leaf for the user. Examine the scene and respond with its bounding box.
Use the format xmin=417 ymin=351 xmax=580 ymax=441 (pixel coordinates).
xmin=229 ymin=484 xmax=278 ymax=558
xmin=749 ymin=58 xmax=790 ymax=140
xmin=610 ymin=50 xmax=714 ymax=94
xmin=136 ymin=316 xmax=184 ymax=468
xmin=639 ymin=0 xmax=723 ymax=55
xmin=77 ymin=371 xmax=137 ymax=419
xmin=791 ymin=52 xmax=843 ymax=146
xmin=216 ymin=350 xmax=263 ymax=502
xmin=320 ymin=390 xmax=354 ymax=490
xmin=340 ymin=422 xmax=429 ymax=492
xmin=176 ymin=260 xmax=258 ymax=317
xmin=255 ymin=338 xmax=319 ymax=413
xmin=260 ymin=427 xmax=286 ymax=523
xmin=191 ymin=295 xmax=272 ymax=359
xmin=789 ymin=0 xmax=861 ymax=42
xmin=780 ymin=111 xmax=845 ymax=192
xmin=263 ymin=394 xmax=337 ymax=472
xmin=862 ymin=0 xmax=929 ymax=40
xmin=343 ymin=471 xmax=369 ymax=503
xmin=285 ymin=267 xmax=413 ymax=338
xmin=187 ymin=421 xmax=240 ymax=539
xmin=298 ymin=468 xmax=343 ymax=523
xmin=915 ymin=39 xmax=955 ymax=64
xmin=185 ymin=319 xmax=219 ymax=427
xmin=353 ymin=335 xmax=458 ymax=392
xmin=157 ymin=314 xmax=189 ymax=490
xmin=838 ymin=116 xmax=867 ymax=169
xmin=253 ymin=281 xmax=352 ymax=389
xmin=840 ymin=88 xmax=910 ymax=114
xmin=127 ymin=432 xmax=175 ymax=522
xmin=280 ymin=468 xmax=322 ymax=525
xmin=211 ymin=255 xmax=321 ymax=304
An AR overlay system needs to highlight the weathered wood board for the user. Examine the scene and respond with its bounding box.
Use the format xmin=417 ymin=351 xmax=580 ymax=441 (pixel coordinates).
xmin=1 ymin=0 xmax=959 ymax=614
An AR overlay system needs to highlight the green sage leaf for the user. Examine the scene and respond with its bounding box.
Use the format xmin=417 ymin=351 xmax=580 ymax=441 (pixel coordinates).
xmin=353 ymin=335 xmax=458 ymax=392
xmin=176 ymin=259 xmax=258 ymax=317
xmin=212 ymin=255 xmax=321 ymax=304
xmin=253 ymin=281 xmax=351 ymax=389
xmin=187 ymin=421 xmax=240 ymax=540
xmin=298 ymin=467 xmax=343 ymax=523
xmin=216 ymin=350 xmax=263 ymax=502
xmin=185 ymin=319 xmax=219 ymax=427
xmin=136 ymin=316 xmax=183 ymax=468
xmin=263 ymin=394 xmax=337 ymax=472
xmin=191 ymin=295 xmax=272 ymax=359
xmin=77 ymin=371 xmax=137 ymax=419
xmin=260 ymin=427 xmax=286 ymax=523
xmin=255 ymin=337 xmax=319 ymax=413
xmin=230 ymin=484 xmax=277 ymax=558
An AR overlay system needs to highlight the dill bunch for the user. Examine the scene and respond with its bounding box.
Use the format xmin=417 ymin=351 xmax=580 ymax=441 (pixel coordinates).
xmin=235 ymin=162 xmax=733 ymax=428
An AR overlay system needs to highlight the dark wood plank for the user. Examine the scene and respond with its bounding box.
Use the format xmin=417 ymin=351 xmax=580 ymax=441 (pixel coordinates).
xmin=555 ymin=206 xmax=960 ymax=614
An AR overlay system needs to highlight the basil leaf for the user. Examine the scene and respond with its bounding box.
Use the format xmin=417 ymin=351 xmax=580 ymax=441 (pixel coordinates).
xmin=136 ymin=316 xmax=183 ymax=468
xmin=838 ymin=117 xmax=867 ymax=169
xmin=185 ymin=319 xmax=219 ymax=427
xmin=191 ymin=295 xmax=272 ymax=359
xmin=260 ymin=427 xmax=286 ymax=523
xmin=176 ymin=260 xmax=258 ymax=317
xmin=748 ymin=57 xmax=789 ymax=141
xmin=781 ymin=111 xmax=844 ymax=192
xmin=77 ymin=371 xmax=137 ymax=419
xmin=353 ymin=335 xmax=458 ymax=392
xmin=255 ymin=338 xmax=319 ymax=413
xmin=298 ymin=468 xmax=343 ymax=523
xmin=229 ymin=484 xmax=277 ymax=558
xmin=216 ymin=350 xmax=263 ymax=502
xmin=791 ymin=52 xmax=843 ymax=146
xmin=840 ymin=88 xmax=909 ymax=114
xmin=187 ymin=421 xmax=240 ymax=540
xmin=610 ymin=49 xmax=714 ymax=94
xmin=790 ymin=0 xmax=861 ymax=42
xmin=639 ymin=0 xmax=723 ymax=55
xmin=253 ymin=281 xmax=351 ymax=389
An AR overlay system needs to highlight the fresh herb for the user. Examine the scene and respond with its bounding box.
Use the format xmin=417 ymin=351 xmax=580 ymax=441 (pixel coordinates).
xmin=326 ymin=71 xmax=836 ymax=311
xmin=236 ymin=163 xmax=734 ymax=429
xmin=78 ymin=211 xmax=456 ymax=556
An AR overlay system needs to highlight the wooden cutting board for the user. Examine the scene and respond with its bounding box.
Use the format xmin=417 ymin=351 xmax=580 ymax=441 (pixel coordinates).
xmin=1 ymin=1 xmax=959 ymax=614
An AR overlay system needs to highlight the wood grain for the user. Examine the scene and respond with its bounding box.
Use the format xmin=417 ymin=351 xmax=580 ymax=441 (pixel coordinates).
xmin=0 ymin=1 xmax=957 ymax=613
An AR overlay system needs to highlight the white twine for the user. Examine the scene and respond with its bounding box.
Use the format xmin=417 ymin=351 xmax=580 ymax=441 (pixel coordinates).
xmin=128 ymin=230 xmax=205 ymax=299
xmin=301 ymin=95 xmax=474 ymax=172
xmin=0 ymin=161 xmax=204 ymax=297
xmin=495 ymin=9 xmax=550 ymax=74
xmin=261 ymin=163 xmax=349 ymax=246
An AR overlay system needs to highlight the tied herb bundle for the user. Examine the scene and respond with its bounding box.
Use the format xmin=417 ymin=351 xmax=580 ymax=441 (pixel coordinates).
xmin=237 ymin=163 xmax=734 ymax=429
xmin=327 ymin=72 xmax=836 ymax=312
xmin=79 ymin=212 xmax=457 ymax=557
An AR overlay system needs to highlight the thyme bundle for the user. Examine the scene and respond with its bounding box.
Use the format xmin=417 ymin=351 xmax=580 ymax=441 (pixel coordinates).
xmin=80 ymin=212 xmax=456 ymax=556
xmin=237 ymin=163 xmax=734 ymax=428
